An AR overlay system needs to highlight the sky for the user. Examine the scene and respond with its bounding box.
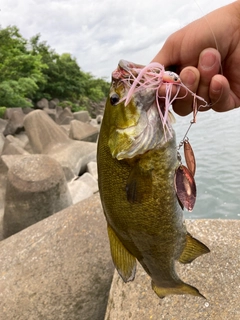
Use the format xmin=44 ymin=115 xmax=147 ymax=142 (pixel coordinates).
xmin=0 ymin=0 xmax=232 ymax=79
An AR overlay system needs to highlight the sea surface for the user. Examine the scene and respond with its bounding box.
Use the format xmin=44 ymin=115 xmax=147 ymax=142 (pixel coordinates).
xmin=173 ymin=108 xmax=240 ymax=220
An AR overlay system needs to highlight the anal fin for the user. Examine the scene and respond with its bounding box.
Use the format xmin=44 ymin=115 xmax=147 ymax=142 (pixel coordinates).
xmin=178 ymin=233 xmax=210 ymax=264
xmin=107 ymin=224 xmax=136 ymax=282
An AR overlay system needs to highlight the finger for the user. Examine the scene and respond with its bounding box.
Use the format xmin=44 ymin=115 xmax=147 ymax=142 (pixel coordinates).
xmin=197 ymin=48 xmax=221 ymax=106
xmin=172 ymin=67 xmax=200 ymax=116
xmin=210 ymin=75 xmax=240 ymax=112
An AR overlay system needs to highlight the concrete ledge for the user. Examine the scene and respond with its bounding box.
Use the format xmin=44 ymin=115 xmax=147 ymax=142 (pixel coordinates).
xmin=105 ymin=220 xmax=240 ymax=320
xmin=0 ymin=194 xmax=113 ymax=320
xmin=1 ymin=193 xmax=239 ymax=320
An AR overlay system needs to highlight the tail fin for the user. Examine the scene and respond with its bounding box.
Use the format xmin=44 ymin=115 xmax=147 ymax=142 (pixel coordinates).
xmin=152 ymin=280 xmax=205 ymax=299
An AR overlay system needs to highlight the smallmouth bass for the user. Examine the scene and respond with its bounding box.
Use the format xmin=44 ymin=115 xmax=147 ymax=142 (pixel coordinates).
xmin=97 ymin=60 xmax=210 ymax=298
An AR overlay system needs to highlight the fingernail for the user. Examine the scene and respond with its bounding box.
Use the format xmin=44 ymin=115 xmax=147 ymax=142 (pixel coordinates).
xmin=200 ymin=52 xmax=217 ymax=70
xmin=183 ymin=69 xmax=196 ymax=87
xmin=211 ymin=79 xmax=222 ymax=93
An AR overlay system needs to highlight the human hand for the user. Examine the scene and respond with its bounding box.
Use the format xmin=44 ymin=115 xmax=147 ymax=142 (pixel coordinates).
xmin=152 ymin=1 xmax=240 ymax=115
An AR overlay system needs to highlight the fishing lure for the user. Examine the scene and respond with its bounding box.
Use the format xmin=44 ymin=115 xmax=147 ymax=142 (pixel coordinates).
xmin=122 ymin=62 xmax=208 ymax=132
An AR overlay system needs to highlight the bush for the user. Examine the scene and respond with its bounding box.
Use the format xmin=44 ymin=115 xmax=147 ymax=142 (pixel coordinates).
xmin=0 ymin=106 xmax=7 ymax=118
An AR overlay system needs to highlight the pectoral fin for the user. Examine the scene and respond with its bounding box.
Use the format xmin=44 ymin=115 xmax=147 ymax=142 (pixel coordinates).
xmin=178 ymin=233 xmax=210 ymax=264
xmin=126 ymin=164 xmax=152 ymax=203
xmin=107 ymin=224 xmax=136 ymax=282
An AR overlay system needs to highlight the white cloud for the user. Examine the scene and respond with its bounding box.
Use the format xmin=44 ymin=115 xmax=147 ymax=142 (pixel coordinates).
xmin=0 ymin=0 xmax=232 ymax=79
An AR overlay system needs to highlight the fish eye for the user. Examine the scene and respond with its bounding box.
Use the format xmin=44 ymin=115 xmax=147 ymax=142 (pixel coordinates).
xmin=173 ymin=75 xmax=179 ymax=82
xmin=110 ymin=93 xmax=120 ymax=106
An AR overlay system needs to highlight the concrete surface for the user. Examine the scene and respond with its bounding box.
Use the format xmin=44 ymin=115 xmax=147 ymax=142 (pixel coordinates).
xmin=0 ymin=193 xmax=114 ymax=320
xmin=0 ymin=189 xmax=240 ymax=320
xmin=105 ymin=219 xmax=240 ymax=320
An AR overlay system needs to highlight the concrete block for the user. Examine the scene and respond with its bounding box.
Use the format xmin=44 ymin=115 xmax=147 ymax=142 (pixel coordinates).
xmin=87 ymin=161 xmax=98 ymax=180
xmin=3 ymin=155 xmax=72 ymax=238
xmin=79 ymin=172 xmax=98 ymax=193
xmin=105 ymin=219 xmax=240 ymax=320
xmin=69 ymin=119 xmax=99 ymax=143
xmin=0 ymin=194 xmax=114 ymax=320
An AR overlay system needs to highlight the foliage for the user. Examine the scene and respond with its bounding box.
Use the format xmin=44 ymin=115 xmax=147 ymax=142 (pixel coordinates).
xmin=0 ymin=107 xmax=6 ymax=118
xmin=0 ymin=80 xmax=34 ymax=107
xmin=0 ymin=26 xmax=47 ymax=107
xmin=0 ymin=26 xmax=110 ymax=108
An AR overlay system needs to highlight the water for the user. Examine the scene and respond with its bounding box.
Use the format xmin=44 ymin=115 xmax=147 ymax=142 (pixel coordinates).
xmin=173 ymin=108 xmax=240 ymax=220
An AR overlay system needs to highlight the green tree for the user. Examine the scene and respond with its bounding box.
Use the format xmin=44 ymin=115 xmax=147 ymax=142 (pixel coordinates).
xmin=29 ymin=35 xmax=87 ymax=100
xmin=81 ymin=72 xmax=110 ymax=102
xmin=0 ymin=26 xmax=110 ymax=108
xmin=45 ymin=53 xmax=86 ymax=100
xmin=0 ymin=26 xmax=47 ymax=107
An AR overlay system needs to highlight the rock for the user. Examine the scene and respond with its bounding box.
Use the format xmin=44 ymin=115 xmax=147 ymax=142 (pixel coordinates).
xmin=56 ymin=105 xmax=63 ymax=115
xmin=89 ymin=118 xmax=97 ymax=126
xmin=0 ymin=118 xmax=7 ymax=133
xmin=1 ymin=155 xmax=27 ymax=171
xmin=0 ymin=194 xmax=114 ymax=320
xmin=23 ymin=110 xmax=97 ymax=180
xmin=49 ymin=98 xmax=59 ymax=109
xmin=105 ymin=219 xmax=240 ymax=320
xmin=3 ymin=109 xmax=25 ymax=136
xmin=0 ymin=133 xmax=5 ymax=154
xmin=60 ymin=116 xmax=73 ymax=125
xmin=36 ymin=98 xmax=49 ymax=109
xmin=3 ymin=108 xmax=21 ymax=120
xmin=1 ymin=142 xmax=29 ymax=156
xmin=15 ymin=132 xmax=29 ymax=147
xmin=3 ymin=154 xmax=72 ymax=238
xmin=86 ymin=100 xmax=105 ymax=118
xmin=44 ymin=108 xmax=57 ymax=122
xmin=89 ymin=119 xmax=101 ymax=133
xmin=2 ymin=135 xmax=25 ymax=148
xmin=87 ymin=161 xmax=98 ymax=180
xmin=73 ymin=110 xmax=90 ymax=123
xmin=22 ymin=107 xmax=34 ymax=115
xmin=1 ymin=135 xmax=29 ymax=156
xmin=0 ymin=156 xmax=8 ymax=205
xmin=57 ymin=107 xmax=74 ymax=125
xmin=79 ymin=172 xmax=98 ymax=193
xmin=67 ymin=178 xmax=94 ymax=204
xmin=48 ymin=140 xmax=97 ymax=181
xmin=23 ymin=110 xmax=69 ymax=153
xmin=69 ymin=119 xmax=99 ymax=142
xmin=60 ymin=124 xmax=71 ymax=136
xmin=96 ymin=114 xmax=103 ymax=125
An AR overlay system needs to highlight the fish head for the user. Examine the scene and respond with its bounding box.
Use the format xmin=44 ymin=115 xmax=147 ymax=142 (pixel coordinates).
xmin=104 ymin=60 xmax=174 ymax=160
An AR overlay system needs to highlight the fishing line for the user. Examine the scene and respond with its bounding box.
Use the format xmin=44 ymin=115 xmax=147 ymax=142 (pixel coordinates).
xmin=177 ymin=0 xmax=223 ymax=161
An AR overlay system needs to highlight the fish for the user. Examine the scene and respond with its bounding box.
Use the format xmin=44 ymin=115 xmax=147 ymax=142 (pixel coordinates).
xmin=97 ymin=59 xmax=210 ymax=298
